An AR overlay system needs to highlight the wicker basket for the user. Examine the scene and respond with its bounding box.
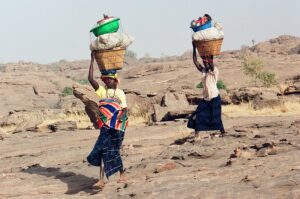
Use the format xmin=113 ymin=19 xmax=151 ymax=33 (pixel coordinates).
xmin=94 ymin=48 xmax=125 ymax=71
xmin=194 ymin=39 xmax=223 ymax=56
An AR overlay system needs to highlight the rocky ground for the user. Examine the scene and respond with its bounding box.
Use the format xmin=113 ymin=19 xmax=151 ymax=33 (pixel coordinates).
xmin=0 ymin=116 xmax=299 ymax=199
xmin=0 ymin=35 xmax=300 ymax=198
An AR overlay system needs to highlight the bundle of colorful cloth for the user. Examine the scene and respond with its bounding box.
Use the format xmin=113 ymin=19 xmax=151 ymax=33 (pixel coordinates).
xmin=97 ymin=98 xmax=128 ymax=132
xmin=190 ymin=14 xmax=224 ymax=41
xmin=190 ymin=15 xmax=211 ymax=32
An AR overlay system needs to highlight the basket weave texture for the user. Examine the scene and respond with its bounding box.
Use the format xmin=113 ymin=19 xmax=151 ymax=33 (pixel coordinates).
xmin=95 ymin=48 xmax=125 ymax=71
xmin=195 ymin=39 xmax=223 ymax=56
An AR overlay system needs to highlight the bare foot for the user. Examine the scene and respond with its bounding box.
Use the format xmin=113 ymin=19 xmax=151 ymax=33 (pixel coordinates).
xmin=195 ymin=133 xmax=211 ymax=141
xmin=117 ymin=174 xmax=128 ymax=183
xmin=219 ymin=131 xmax=228 ymax=137
xmin=93 ymin=180 xmax=105 ymax=190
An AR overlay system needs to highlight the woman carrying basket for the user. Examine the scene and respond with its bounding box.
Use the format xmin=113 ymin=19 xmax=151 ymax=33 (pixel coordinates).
xmin=87 ymin=51 xmax=128 ymax=190
xmin=187 ymin=41 xmax=226 ymax=138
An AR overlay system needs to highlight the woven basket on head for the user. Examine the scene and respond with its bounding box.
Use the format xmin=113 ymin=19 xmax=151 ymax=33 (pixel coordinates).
xmin=94 ymin=48 xmax=126 ymax=71
xmin=194 ymin=38 xmax=223 ymax=56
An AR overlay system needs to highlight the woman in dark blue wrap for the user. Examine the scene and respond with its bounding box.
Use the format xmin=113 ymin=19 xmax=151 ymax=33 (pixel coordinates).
xmin=187 ymin=41 xmax=226 ymax=137
xmin=87 ymin=51 xmax=128 ymax=190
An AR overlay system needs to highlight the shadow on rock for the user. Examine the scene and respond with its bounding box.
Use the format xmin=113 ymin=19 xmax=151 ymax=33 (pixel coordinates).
xmin=21 ymin=164 xmax=99 ymax=195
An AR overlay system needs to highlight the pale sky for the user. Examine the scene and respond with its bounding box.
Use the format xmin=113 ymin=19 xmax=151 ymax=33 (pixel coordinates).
xmin=0 ymin=0 xmax=300 ymax=63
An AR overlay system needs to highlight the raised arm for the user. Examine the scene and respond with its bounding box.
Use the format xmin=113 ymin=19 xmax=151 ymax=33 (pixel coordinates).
xmin=202 ymin=55 xmax=214 ymax=72
xmin=88 ymin=51 xmax=99 ymax=91
xmin=192 ymin=42 xmax=204 ymax=72
xmin=207 ymin=55 xmax=214 ymax=72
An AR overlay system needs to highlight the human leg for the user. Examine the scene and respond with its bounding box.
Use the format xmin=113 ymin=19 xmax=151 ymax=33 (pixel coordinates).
xmin=117 ymin=169 xmax=127 ymax=183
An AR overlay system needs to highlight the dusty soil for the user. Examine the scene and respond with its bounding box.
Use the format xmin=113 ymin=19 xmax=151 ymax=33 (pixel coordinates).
xmin=1 ymin=115 xmax=299 ymax=199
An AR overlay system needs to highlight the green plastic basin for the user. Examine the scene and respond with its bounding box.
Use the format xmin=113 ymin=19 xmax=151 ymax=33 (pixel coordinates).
xmin=90 ymin=18 xmax=120 ymax=36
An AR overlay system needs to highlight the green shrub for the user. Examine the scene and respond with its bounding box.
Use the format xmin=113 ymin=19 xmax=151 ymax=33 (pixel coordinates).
xmin=77 ymin=79 xmax=89 ymax=85
xmin=257 ymin=72 xmax=277 ymax=87
xmin=0 ymin=64 xmax=5 ymax=72
xmin=196 ymin=80 xmax=227 ymax=90
xmin=242 ymin=55 xmax=277 ymax=87
xmin=217 ymin=80 xmax=227 ymax=90
xmin=196 ymin=82 xmax=203 ymax=89
xmin=242 ymin=56 xmax=263 ymax=79
xmin=49 ymin=64 xmax=60 ymax=72
xmin=72 ymin=78 xmax=89 ymax=85
xmin=125 ymin=50 xmax=137 ymax=59
xmin=62 ymin=87 xmax=73 ymax=96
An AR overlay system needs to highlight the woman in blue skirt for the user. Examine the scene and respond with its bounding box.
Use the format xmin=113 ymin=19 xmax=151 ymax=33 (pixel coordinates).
xmin=187 ymin=41 xmax=226 ymax=137
xmin=87 ymin=51 xmax=128 ymax=190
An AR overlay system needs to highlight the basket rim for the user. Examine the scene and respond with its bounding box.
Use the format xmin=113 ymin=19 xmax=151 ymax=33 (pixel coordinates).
xmin=94 ymin=48 xmax=126 ymax=53
xmin=194 ymin=38 xmax=224 ymax=42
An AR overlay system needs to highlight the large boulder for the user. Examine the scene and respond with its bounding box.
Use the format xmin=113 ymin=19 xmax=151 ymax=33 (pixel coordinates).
xmin=0 ymin=110 xmax=47 ymax=133
xmin=229 ymin=87 xmax=283 ymax=110
xmin=153 ymin=91 xmax=195 ymax=122
xmin=161 ymin=92 xmax=190 ymax=108
xmin=279 ymin=75 xmax=300 ymax=95
xmin=230 ymin=87 xmax=262 ymax=104
xmin=278 ymin=83 xmax=290 ymax=95
xmin=72 ymin=84 xmax=100 ymax=129
xmin=126 ymin=93 xmax=153 ymax=121
xmin=252 ymin=91 xmax=282 ymax=110
xmin=186 ymin=89 xmax=232 ymax=105
xmin=185 ymin=89 xmax=201 ymax=105
xmin=0 ymin=107 xmax=89 ymax=134
xmin=153 ymin=104 xmax=169 ymax=122
xmin=219 ymin=90 xmax=232 ymax=105
xmin=73 ymin=84 xmax=155 ymax=125
xmin=48 ymin=121 xmax=77 ymax=132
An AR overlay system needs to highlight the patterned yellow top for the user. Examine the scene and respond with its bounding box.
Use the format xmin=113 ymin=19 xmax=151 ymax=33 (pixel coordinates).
xmin=95 ymin=86 xmax=127 ymax=108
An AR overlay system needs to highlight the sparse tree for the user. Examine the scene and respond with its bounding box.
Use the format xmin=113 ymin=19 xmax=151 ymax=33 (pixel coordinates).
xmin=59 ymin=59 xmax=67 ymax=63
xmin=0 ymin=64 xmax=5 ymax=72
xmin=143 ymin=53 xmax=150 ymax=58
xmin=242 ymin=55 xmax=277 ymax=87
xmin=125 ymin=50 xmax=137 ymax=59
xmin=240 ymin=45 xmax=250 ymax=59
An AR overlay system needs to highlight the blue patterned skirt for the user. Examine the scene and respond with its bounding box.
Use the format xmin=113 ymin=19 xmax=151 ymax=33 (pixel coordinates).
xmin=87 ymin=127 xmax=124 ymax=178
xmin=187 ymin=95 xmax=224 ymax=132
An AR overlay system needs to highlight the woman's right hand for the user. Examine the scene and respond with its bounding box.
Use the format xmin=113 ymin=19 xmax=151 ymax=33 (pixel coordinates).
xmin=192 ymin=41 xmax=205 ymax=72
xmin=88 ymin=50 xmax=99 ymax=91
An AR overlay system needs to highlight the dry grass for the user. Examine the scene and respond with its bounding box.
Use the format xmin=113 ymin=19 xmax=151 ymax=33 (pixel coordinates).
xmin=0 ymin=108 xmax=96 ymax=133
xmin=0 ymin=123 xmax=17 ymax=133
xmin=128 ymin=104 xmax=152 ymax=125
xmin=38 ymin=110 xmax=93 ymax=129
xmin=128 ymin=116 xmax=150 ymax=126
xmin=177 ymin=125 xmax=192 ymax=139
xmin=63 ymin=111 xmax=92 ymax=129
xmin=223 ymin=101 xmax=300 ymax=117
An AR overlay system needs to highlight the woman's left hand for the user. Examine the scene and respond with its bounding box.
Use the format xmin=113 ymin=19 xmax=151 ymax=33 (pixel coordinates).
xmin=91 ymin=51 xmax=95 ymax=60
xmin=118 ymin=108 xmax=127 ymax=122
xmin=117 ymin=113 xmax=124 ymax=122
xmin=192 ymin=41 xmax=196 ymax=48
